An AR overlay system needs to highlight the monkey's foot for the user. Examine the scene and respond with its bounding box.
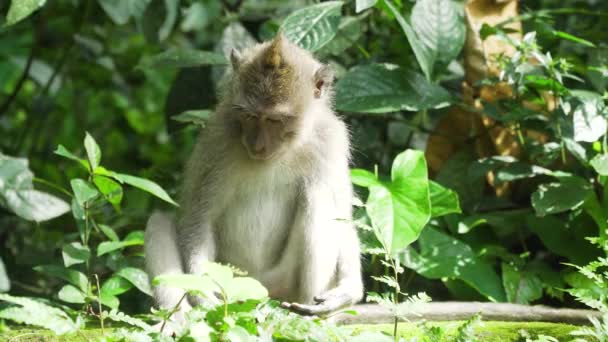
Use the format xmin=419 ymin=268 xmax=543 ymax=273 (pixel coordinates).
xmin=281 ymin=292 xmax=352 ymax=316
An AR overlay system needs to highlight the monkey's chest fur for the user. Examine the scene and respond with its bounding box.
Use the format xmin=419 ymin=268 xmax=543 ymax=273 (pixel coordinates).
xmin=214 ymin=169 xmax=299 ymax=280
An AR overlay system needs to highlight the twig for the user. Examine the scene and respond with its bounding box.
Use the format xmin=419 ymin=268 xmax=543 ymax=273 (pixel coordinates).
xmin=94 ymin=274 xmax=105 ymax=334
xmin=0 ymin=44 xmax=35 ymax=116
xmin=160 ymin=292 xmax=188 ymax=333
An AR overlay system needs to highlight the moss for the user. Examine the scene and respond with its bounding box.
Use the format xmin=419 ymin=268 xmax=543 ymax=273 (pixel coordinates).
xmin=348 ymin=321 xmax=580 ymax=341
xmin=0 ymin=329 xmax=105 ymax=342
xmin=1 ymin=322 xmax=581 ymax=341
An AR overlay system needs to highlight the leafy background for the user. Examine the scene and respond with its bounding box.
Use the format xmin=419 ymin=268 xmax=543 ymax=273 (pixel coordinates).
xmin=0 ymin=0 xmax=607 ymax=324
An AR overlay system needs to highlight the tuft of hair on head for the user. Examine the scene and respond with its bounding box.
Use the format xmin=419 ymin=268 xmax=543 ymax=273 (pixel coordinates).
xmin=263 ymin=33 xmax=285 ymax=69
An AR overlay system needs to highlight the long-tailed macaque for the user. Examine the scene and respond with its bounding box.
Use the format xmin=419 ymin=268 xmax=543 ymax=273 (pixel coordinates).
xmin=145 ymin=34 xmax=363 ymax=319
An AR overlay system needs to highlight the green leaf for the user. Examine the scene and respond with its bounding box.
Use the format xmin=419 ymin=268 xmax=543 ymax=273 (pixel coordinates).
xmin=501 ymin=263 xmax=543 ymax=305
xmin=350 ymin=169 xmax=381 ymax=188
xmin=0 ymin=154 xmax=70 ymax=222
xmin=54 ymin=145 xmax=89 ymax=170
xmin=5 ymin=0 xmax=47 ymax=26
xmin=84 ymin=132 xmax=101 ymax=171
xmin=98 ymin=224 xmax=120 ymax=242
xmin=153 ymin=273 xmax=219 ymax=295
xmin=531 ymin=177 xmax=592 ymax=216
xmin=382 ymin=0 xmax=432 ymax=80
xmin=4 ymin=190 xmax=70 ymax=222
xmin=553 ymin=30 xmax=595 ymax=47
xmin=224 ymin=277 xmax=268 ymax=302
xmin=0 ymin=293 xmax=79 ymax=335
xmin=363 ymin=150 xmax=431 ymax=253
xmin=0 ymin=258 xmax=9 ymax=292
xmin=571 ymin=90 xmax=608 ymax=143
xmin=355 ymin=0 xmax=377 ymax=13
xmin=100 ymin=293 xmax=120 ymax=309
xmin=110 ymin=172 xmax=177 ymax=206
xmin=70 ymin=178 xmax=99 ymax=207
xmin=139 ymin=49 xmax=227 ymax=69
xmin=402 ymin=227 xmax=506 ymax=302
xmin=590 ymin=154 xmax=608 ymax=176
xmin=526 ymin=214 xmax=598 ymax=265
xmin=317 ymin=16 xmax=364 ymax=57
xmin=171 ymin=110 xmax=212 ymax=126
xmin=335 ymin=64 xmax=451 ymax=113
xmin=97 ymin=0 xmax=151 ymax=25
xmin=411 ymin=0 xmax=465 ymax=76
xmin=281 ymin=1 xmax=343 ymax=52
xmin=57 ymin=285 xmax=86 ymax=304
xmin=62 ymin=242 xmax=90 ymax=267
xmin=115 ymin=267 xmax=152 ymax=296
xmin=429 ymin=180 xmax=461 ymax=218
xmin=101 ymin=276 xmax=134 ymax=297
xmin=34 ymin=265 xmax=88 ymax=292
xmin=93 ymin=175 xmax=123 ymax=208
xmin=97 ymin=232 xmax=144 ymax=256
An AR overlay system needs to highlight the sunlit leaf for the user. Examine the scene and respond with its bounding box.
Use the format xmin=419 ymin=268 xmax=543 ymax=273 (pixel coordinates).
xmin=531 ymin=177 xmax=592 ymax=216
xmin=590 ymin=154 xmax=608 ymax=176
xmin=6 ymin=0 xmax=47 ymax=26
xmin=501 ymin=263 xmax=543 ymax=304
xmin=281 ymin=1 xmax=343 ymax=51
xmin=62 ymin=242 xmax=90 ymax=267
xmin=84 ymin=132 xmax=101 ymax=171
xmin=0 ymin=294 xmax=80 ymax=335
xmin=110 ymin=173 xmax=177 ymax=206
xmin=429 ymin=180 xmax=461 ymax=217
xmin=116 ymin=267 xmax=152 ymax=296
xmin=34 ymin=265 xmax=88 ymax=292
xmin=54 ymin=145 xmax=89 ymax=170
xmin=70 ymin=178 xmax=99 ymax=207
xmin=58 ymin=285 xmax=86 ymax=304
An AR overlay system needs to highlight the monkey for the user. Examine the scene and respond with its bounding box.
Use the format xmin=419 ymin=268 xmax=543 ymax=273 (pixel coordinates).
xmin=145 ymin=33 xmax=363 ymax=320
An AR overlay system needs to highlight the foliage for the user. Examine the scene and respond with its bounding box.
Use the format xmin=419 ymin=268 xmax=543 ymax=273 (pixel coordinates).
xmin=1 ymin=0 xmax=608 ymax=339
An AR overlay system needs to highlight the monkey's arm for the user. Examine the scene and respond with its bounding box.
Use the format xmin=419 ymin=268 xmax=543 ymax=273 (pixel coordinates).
xmin=281 ymin=176 xmax=363 ymax=315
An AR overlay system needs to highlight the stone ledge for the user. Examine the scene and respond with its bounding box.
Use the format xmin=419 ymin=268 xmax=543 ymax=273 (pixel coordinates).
xmin=333 ymin=302 xmax=602 ymax=325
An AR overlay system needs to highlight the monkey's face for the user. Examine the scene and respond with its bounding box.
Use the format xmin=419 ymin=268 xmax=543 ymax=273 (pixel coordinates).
xmin=236 ymin=106 xmax=299 ymax=161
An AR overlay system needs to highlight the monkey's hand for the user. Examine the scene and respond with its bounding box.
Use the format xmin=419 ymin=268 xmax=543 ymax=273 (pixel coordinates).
xmin=281 ymin=290 xmax=352 ymax=316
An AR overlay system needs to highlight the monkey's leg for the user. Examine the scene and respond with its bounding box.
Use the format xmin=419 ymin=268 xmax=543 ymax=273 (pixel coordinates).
xmin=281 ymin=186 xmax=363 ymax=315
xmin=145 ymin=212 xmax=192 ymax=323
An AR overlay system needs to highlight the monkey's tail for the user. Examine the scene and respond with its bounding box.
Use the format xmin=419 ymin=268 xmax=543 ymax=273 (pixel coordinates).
xmin=144 ymin=211 xmax=192 ymax=316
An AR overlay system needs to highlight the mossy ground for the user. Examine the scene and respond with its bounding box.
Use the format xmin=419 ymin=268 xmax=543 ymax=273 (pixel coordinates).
xmin=349 ymin=321 xmax=580 ymax=341
xmin=1 ymin=322 xmax=581 ymax=341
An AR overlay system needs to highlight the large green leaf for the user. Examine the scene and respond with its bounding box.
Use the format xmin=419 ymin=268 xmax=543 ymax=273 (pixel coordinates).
xmin=335 ymin=63 xmax=451 ymax=113
xmin=97 ymin=231 xmax=144 ymax=256
xmin=116 ymin=267 xmax=152 ymax=296
xmin=429 ymin=180 xmax=461 ymax=218
xmin=501 ymin=263 xmax=543 ymax=305
xmin=382 ymin=0 xmax=432 ymax=80
xmin=317 ymin=16 xmax=364 ymax=57
xmin=361 ymin=150 xmax=431 ymax=253
xmin=34 ymin=265 xmax=89 ymax=292
xmin=54 ymin=145 xmax=89 ymax=170
xmin=101 ymin=276 xmax=134 ymax=297
xmin=93 ymin=175 xmax=123 ymax=209
xmin=531 ymin=177 xmax=592 ymax=216
xmin=0 ymin=154 xmax=69 ymax=222
xmin=6 ymin=0 xmax=47 ymax=26
xmin=570 ymin=90 xmax=608 ymax=143
xmin=402 ymin=227 xmax=506 ymax=302
xmin=281 ymin=1 xmax=343 ymax=51
xmin=0 ymin=294 xmax=80 ymax=335
xmin=355 ymin=0 xmax=377 ymax=13
xmin=138 ymin=49 xmax=227 ymax=69
xmin=108 ymin=172 xmax=177 ymax=206
xmin=411 ymin=0 xmax=465 ymax=77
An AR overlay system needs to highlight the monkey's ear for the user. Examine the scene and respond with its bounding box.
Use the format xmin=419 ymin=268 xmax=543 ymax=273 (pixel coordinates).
xmin=313 ymin=65 xmax=334 ymax=98
xmin=230 ymin=49 xmax=242 ymax=70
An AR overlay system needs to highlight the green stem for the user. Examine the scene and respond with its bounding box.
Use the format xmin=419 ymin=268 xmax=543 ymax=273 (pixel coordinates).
xmin=160 ymin=292 xmax=188 ymax=333
xmin=94 ymin=274 xmax=104 ymax=334
xmin=32 ymin=178 xmax=72 ymax=198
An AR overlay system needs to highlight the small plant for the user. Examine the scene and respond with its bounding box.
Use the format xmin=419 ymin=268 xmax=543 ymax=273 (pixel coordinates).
xmin=352 ymin=149 xmax=461 ymax=339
